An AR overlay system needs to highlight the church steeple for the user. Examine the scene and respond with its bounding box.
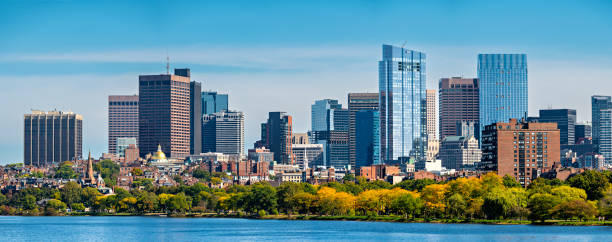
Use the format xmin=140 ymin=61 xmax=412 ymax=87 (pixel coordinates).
xmin=86 ymin=150 xmax=96 ymax=185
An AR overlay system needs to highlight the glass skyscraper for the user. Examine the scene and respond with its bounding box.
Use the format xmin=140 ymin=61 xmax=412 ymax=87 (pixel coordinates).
xmin=478 ymin=54 xmax=528 ymax=138
xmin=311 ymin=99 xmax=341 ymax=132
xmin=379 ymin=44 xmax=427 ymax=162
xmin=591 ymin=95 xmax=611 ymax=147
xmin=355 ymin=110 xmax=380 ymax=168
xmin=310 ymin=99 xmax=349 ymax=167
xmin=202 ymin=91 xmax=229 ymax=115
xmin=599 ymin=109 xmax=612 ymax=164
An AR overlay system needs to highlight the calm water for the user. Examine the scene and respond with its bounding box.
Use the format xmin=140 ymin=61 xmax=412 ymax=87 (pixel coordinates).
xmin=0 ymin=216 xmax=610 ymax=241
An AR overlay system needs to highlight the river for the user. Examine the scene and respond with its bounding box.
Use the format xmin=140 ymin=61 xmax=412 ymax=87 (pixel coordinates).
xmin=0 ymin=216 xmax=610 ymax=241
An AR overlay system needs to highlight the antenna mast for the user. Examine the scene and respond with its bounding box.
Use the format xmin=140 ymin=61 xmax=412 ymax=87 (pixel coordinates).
xmin=166 ymin=55 xmax=170 ymax=74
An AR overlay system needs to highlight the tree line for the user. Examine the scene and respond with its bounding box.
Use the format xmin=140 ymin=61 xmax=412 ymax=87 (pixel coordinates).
xmin=1 ymin=170 xmax=611 ymax=223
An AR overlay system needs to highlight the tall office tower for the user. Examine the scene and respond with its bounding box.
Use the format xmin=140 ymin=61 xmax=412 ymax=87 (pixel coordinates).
xmin=348 ymin=93 xmax=379 ymax=167
xmin=311 ymin=99 xmax=349 ymax=167
xmin=108 ymin=95 xmax=139 ymax=154
xmin=202 ymin=91 xmax=229 ymax=115
xmin=201 ymin=111 xmax=245 ymax=156
xmin=24 ymin=110 xmax=82 ymax=166
xmin=259 ymin=112 xmax=293 ymax=164
xmin=478 ymin=54 xmax=528 ymax=139
xmin=439 ymin=135 xmax=481 ymax=170
xmin=457 ymin=121 xmax=478 ymax=138
xmin=355 ymin=110 xmax=380 ymax=168
xmin=425 ymin=89 xmax=437 ymax=139
xmin=591 ymin=95 xmax=611 ymax=147
xmin=480 ymin=119 xmax=560 ymax=187
xmin=538 ymin=109 xmax=576 ymax=145
xmin=176 ymin=68 xmax=202 ymax=155
xmin=575 ymin=122 xmax=592 ymax=143
xmin=291 ymin=144 xmax=324 ymax=169
xmin=439 ymin=77 xmax=479 ymax=140
xmin=138 ymin=73 xmax=191 ymax=158
xmin=379 ymin=44 xmax=427 ymax=162
xmin=311 ymin=99 xmax=341 ymax=132
xmin=599 ymin=109 xmax=612 ymax=164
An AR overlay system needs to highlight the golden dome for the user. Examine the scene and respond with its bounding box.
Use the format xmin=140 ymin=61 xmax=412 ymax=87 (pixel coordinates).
xmin=151 ymin=144 xmax=167 ymax=160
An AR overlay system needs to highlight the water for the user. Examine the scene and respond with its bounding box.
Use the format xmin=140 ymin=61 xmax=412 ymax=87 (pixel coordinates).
xmin=0 ymin=216 xmax=610 ymax=241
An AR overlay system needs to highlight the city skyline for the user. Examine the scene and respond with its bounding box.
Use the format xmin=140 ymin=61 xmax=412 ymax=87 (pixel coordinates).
xmin=2 ymin=1 xmax=612 ymax=164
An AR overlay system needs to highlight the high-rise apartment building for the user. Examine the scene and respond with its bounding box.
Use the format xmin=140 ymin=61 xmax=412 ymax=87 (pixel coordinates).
xmin=202 ymin=91 xmax=228 ymax=115
xmin=138 ymin=73 xmax=191 ymax=158
xmin=348 ymin=93 xmax=379 ymax=167
xmin=379 ymin=44 xmax=427 ymax=162
xmin=355 ymin=110 xmax=380 ymax=168
xmin=478 ymin=54 xmax=528 ymax=139
xmin=439 ymin=135 xmax=481 ymax=170
xmin=24 ymin=110 xmax=82 ymax=166
xmin=439 ymin=77 xmax=479 ymax=140
xmin=202 ymin=111 xmax=245 ymax=156
xmin=108 ymin=95 xmax=138 ymax=154
xmin=259 ymin=112 xmax=293 ymax=164
xmin=426 ymin=89 xmax=437 ymax=139
xmin=591 ymin=95 xmax=611 ymax=147
xmin=538 ymin=109 xmax=576 ymax=145
xmin=480 ymin=119 xmax=560 ymax=187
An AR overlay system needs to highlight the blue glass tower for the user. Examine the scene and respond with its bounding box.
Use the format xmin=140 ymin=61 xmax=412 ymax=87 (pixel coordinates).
xmin=379 ymin=44 xmax=427 ymax=162
xmin=311 ymin=99 xmax=341 ymax=132
xmin=478 ymin=54 xmax=528 ymax=137
xmin=202 ymin=91 xmax=229 ymax=115
xmin=355 ymin=110 xmax=380 ymax=168
xmin=591 ymin=95 xmax=611 ymax=147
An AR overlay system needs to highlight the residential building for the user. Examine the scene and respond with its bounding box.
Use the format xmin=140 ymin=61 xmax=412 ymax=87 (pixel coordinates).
xmin=480 ymin=119 xmax=560 ymax=187
xmin=379 ymin=44 xmax=427 ymax=162
xmin=439 ymin=136 xmax=481 ymax=170
xmin=538 ymin=109 xmax=576 ymax=145
xmin=355 ymin=110 xmax=380 ymax=168
xmin=426 ymin=89 xmax=437 ymax=139
xmin=478 ymin=54 xmax=528 ymax=139
xmin=108 ymin=95 xmax=138 ymax=154
xmin=24 ymin=110 xmax=83 ymax=166
xmin=592 ymin=95 xmax=611 ymax=147
xmin=348 ymin=93 xmax=379 ymax=167
xmin=438 ymin=77 xmax=479 ymax=139
xmin=258 ymin=112 xmax=293 ymax=164
xmin=202 ymin=111 xmax=245 ymax=156
xmin=138 ymin=73 xmax=191 ymax=158
xmin=202 ymin=91 xmax=228 ymax=115
xmin=358 ymin=164 xmax=400 ymax=181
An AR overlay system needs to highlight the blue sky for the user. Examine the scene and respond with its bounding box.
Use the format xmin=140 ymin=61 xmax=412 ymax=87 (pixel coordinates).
xmin=1 ymin=0 xmax=611 ymax=164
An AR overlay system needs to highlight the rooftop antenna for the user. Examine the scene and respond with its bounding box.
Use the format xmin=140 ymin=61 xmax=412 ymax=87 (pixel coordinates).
xmin=401 ymin=40 xmax=407 ymax=49
xmin=166 ymin=54 xmax=170 ymax=75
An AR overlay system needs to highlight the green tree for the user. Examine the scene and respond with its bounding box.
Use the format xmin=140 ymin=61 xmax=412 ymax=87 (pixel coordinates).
xmin=276 ymin=182 xmax=302 ymax=215
xmin=81 ymin=187 xmax=102 ymax=208
xmin=45 ymin=199 xmax=67 ymax=215
xmin=94 ymin=160 xmax=120 ymax=186
xmin=550 ymin=199 xmax=598 ymax=221
xmin=132 ymin=168 xmax=143 ymax=176
xmin=528 ymin=193 xmax=561 ymax=222
xmin=61 ymin=182 xmax=82 ymax=208
xmin=288 ymin=192 xmax=315 ymax=215
xmin=482 ymin=188 xmax=515 ymax=219
xmin=446 ymin=193 xmax=467 ymax=219
xmin=568 ymin=170 xmax=610 ymax=200
xmin=55 ymin=161 xmax=78 ymax=179
xmin=599 ymin=188 xmax=612 ymax=219
xmin=390 ymin=193 xmax=422 ymax=219
xmin=342 ymin=174 xmax=356 ymax=182
xmin=502 ymin=175 xmax=521 ymax=188
xmin=242 ymin=183 xmax=277 ymax=214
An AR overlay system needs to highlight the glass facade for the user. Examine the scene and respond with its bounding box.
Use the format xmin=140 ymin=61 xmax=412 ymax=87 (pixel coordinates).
xmin=311 ymin=99 xmax=341 ymax=132
xmin=116 ymin=137 xmax=137 ymax=157
xmin=202 ymin=91 xmax=229 ymax=115
xmin=478 ymin=54 xmax=528 ymax=138
xmin=355 ymin=110 xmax=380 ymax=168
xmin=599 ymin=109 xmax=612 ymax=164
xmin=591 ymin=95 xmax=611 ymax=147
xmin=538 ymin=109 xmax=576 ymax=145
xmin=379 ymin=44 xmax=427 ymax=162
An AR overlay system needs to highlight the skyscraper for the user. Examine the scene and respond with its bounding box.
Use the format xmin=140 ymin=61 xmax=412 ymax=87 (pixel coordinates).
xmin=24 ymin=110 xmax=82 ymax=166
xmin=379 ymin=44 xmax=427 ymax=162
xmin=355 ymin=110 xmax=380 ymax=168
xmin=311 ymin=99 xmax=349 ymax=168
xmin=348 ymin=93 xmax=379 ymax=167
xmin=439 ymin=77 xmax=479 ymax=140
xmin=575 ymin=122 xmax=592 ymax=143
xmin=591 ymin=95 xmax=611 ymax=147
xmin=538 ymin=109 xmax=576 ymax=145
xmin=108 ymin=95 xmax=138 ymax=154
xmin=201 ymin=111 xmax=245 ymax=156
xmin=478 ymin=54 xmax=528 ymax=139
xmin=426 ymin=89 xmax=437 ymax=139
xmin=202 ymin=91 xmax=229 ymax=115
xmin=189 ymin=81 xmax=202 ymax=155
xmin=138 ymin=73 xmax=191 ymax=158
xmin=598 ymin=109 xmax=612 ymax=164
xmin=259 ymin=112 xmax=293 ymax=164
